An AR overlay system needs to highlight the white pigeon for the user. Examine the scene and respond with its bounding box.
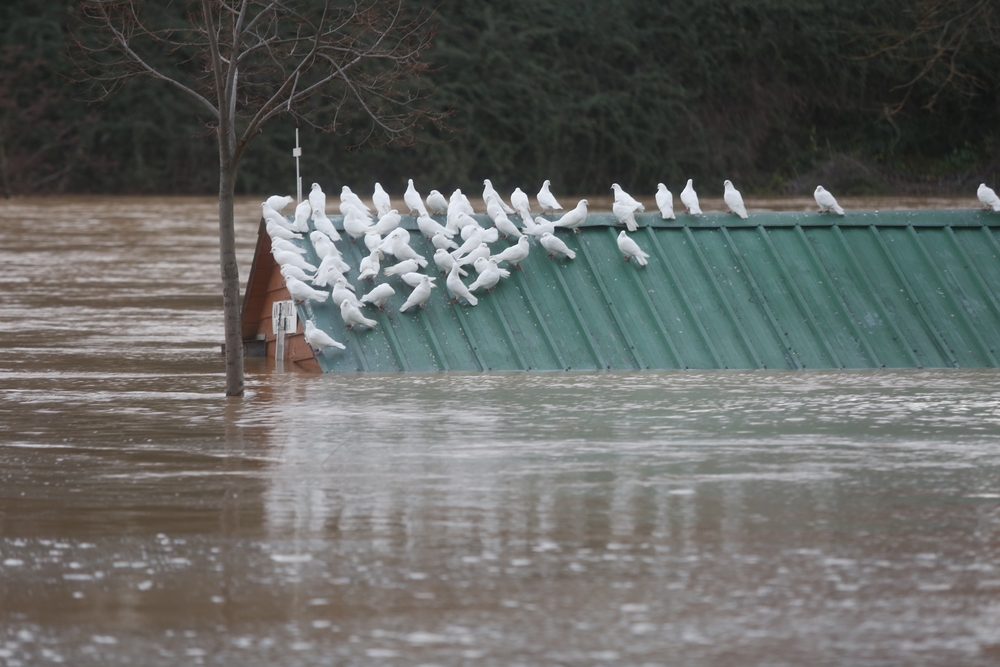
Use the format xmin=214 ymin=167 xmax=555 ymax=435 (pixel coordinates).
xmin=524 ymin=216 xmax=556 ymax=237
xmin=417 ymin=213 xmax=454 ymax=240
xmin=474 ymin=256 xmax=510 ymax=277
xmin=432 ymin=232 xmax=458 ymax=250
xmin=285 ymin=275 xmax=328 ymax=303
xmin=373 ymin=209 xmax=401 ymax=236
xmin=452 ymin=227 xmax=491 ymax=258
xmin=492 ymin=210 xmax=523 ymax=239
xmin=262 ymin=203 xmax=294 ymax=231
xmin=655 ymin=183 xmax=676 ymax=220
xmin=384 ymin=258 xmax=422 ymax=276
xmin=364 ymin=232 xmax=383 ymax=254
xmin=280 ymin=263 xmax=315 ymax=284
xmin=723 ymin=180 xmax=748 ymax=219
xmin=332 ymin=277 xmax=362 ymax=307
xmin=483 ymin=179 xmax=515 ymax=214
xmin=492 ymin=235 xmax=530 ymax=268
xmin=469 ymin=259 xmax=504 ymax=293
xmin=316 ymin=250 xmax=350 ymax=275
xmin=680 ymin=179 xmax=703 ymax=215
xmin=616 ymin=230 xmax=650 ymax=266
xmin=304 ymin=320 xmax=346 ymax=352
xmin=613 ymin=198 xmax=638 ymax=232
xmin=554 ymin=199 xmax=589 ymax=233
xmin=399 ymin=274 xmax=435 ymax=312
xmin=426 ymin=189 xmax=449 ymax=214
xmin=539 ymin=232 xmax=576 ymax=259
xmin=340 ymin=299 xmax=377 ymax=329
xmin=312 ymin=209 xmax=341 ymax=241
xmin=434 ymin=248 xmax=467 ymax=276
xmin=977 ymin=184 xmax=1000 ymax=212
xmin=458 ymin=242 xmax=492 ymax=267
xmin=455 ymin=213 xmax=485 ymax=236
xmin=265 ymin=220 xmax=301 ymax=241
xmin=372 ymin=183 xmax=392 ymax=217
xmin=292 ymin=200 xmax=312 ymax=233
xmin=309 ymin=231 xmax=338 ymax=260
xmin=403 ymin=179 xmax=428 ymax=216
xmin=309 ymin=183 xmax=328 ymax=219
xmin=312 ymin=256 xmax=349 ymax=287
xmin=510 ymin=187 xmax=532 ymax=225
xmin=814 ymin=185 xmax=845 ymax=215
xmin=271 ymin=237 xmax=307 ymax=255
xmin=361 ymin=283 xmax=395 ymax=310
xmin=537 ymin=179 xmax=563 ymax=214
xmin=265 ymin=195 xmax=294 ymax=213
xmin=446 ymin=263 xmax=478 ymax=306
xmin=343 ymin=212 xmax=375 ymax=240
xmin=340 ymin=185 xmax=372 ymax=214
xmin=379 ymin=231 xmax=427 ymax=267
xmin=611 ymin=183 xmax=645 ymax=212
xmin=400 ymin=272 xmax=431 ymax=287
xmin=272 ymin=248 xmax=317 ymax=272
xmin=358 ymin=249 xmax=381 ymax=280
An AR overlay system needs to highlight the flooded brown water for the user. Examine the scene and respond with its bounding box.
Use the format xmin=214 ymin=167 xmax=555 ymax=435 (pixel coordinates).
xmin=2 ymin=195 xmax=1000 ymax=666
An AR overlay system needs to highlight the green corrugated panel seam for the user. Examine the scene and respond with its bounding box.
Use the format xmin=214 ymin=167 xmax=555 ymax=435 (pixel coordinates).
xmin=289 ymin=210 xmax=1000 ymax=371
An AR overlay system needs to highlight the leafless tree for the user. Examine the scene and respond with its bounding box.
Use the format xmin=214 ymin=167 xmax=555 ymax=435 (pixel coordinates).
xmin=77 ymin=0 xmax=435 ymax=395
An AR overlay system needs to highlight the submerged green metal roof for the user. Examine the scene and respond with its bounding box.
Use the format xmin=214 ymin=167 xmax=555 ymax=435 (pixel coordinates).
xmin=287 ymin=210 xmax=1000 ymax=371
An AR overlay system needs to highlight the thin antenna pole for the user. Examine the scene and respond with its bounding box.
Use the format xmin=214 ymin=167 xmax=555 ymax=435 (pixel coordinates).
xmin=293 ymin=128 xmax=303 ymax=203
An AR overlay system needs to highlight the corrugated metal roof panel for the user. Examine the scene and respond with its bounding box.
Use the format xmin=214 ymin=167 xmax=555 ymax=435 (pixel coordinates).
xmin=253 ymin=211 xmax=1000 ymax=372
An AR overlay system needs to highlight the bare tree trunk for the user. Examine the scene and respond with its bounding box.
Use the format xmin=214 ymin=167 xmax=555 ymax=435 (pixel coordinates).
xmin=218 ymin=126 xmax=244 ymax=396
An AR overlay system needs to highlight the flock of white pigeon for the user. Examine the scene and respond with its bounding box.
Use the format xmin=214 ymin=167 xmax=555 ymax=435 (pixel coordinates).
xmin=263 ymin=177 xmax=1000 ymax=355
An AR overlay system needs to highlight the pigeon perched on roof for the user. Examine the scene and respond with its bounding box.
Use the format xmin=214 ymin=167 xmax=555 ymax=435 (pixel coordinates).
xmin=284 ymin=275 xmax=328 ymax=303
xmin=446 ymin=263 xmax=478 ymax=306
xmin=343 ymin=211 xmax=376 ymax=239
xmin=537 ymin=180 xmax=563 ymax=215
xmin=616 ymin=230 xmax=650 ymax=266
xmin=492 ymin=210 xmax=523 ymax=239
xmin=312 ymin=207 xmax=341 ymax=240
xmin=279 ymin=263 xmax=315 ymax=284
xmin=312 ymin=256 xmax=349 ymax=288
xmin=458 ymin=242 xmax=492 ymax=267
xmin=332 ymin=277 xmax=362 ymax=308
xmin=432 ymin=232 xmax=458 ymax=251
xmin=358 ymin=249 xmax=381 ymax=281
xmin=612 ymin=183 xmax=645 ymax=212
xmin=426 ymin=189 xmax=448 ymax=215
xmin=524 ymin=216 xmax=556 ymax=237
xmin=404 ymin=179 xmax=428 ymax=216
xmin=271 ymin=237 xmax=307 ymax=256
xmin=272 ymin=248 xmax=317 ymax=272
xmin=372 ymin=183 xmax=392 ymax=217
xmin=309 ymin=183 xmax=328 ymax=219
xmin=613 ymin=199 xmax=638 ymax=232
xmin=434 ymin=248 xmax=467 ymax=276
xmin=266 ymin=220 xmax=302 ymax=241
xmin=469 ymin=259 xmax=504 ymax=292
xmin=340 ymin=185 xmax=372 ymax=214
xmin=262 ymin=203 xmax=295 ymax=231
xmin=265 ymin=195 xmax=294 ymax=213
xmin=310 ymin=231 xmax=338 ymax=260
xmin=510 ymin=187 xmax=532 ymax=225
xmin=304 ymin=320 xmax=346 ymax=352
xmin=656 ymin=183 xmax=676 ymax=220
xmin=373 ymin=209 xmax=401 ymax=236
xmin=379 ymin=230 xmax=427 ymax=267
xmin=977 ymin=184 xmax=1000 ymax=212
xmin=539 ymin=232 xmax=576 ymax=259
xmin=400 ymin=272 xmax=431 ymax=287
xmin=292 ymin=199 xmax=312 ymax=234
xmin=417 ymin=213 xmax=454 ymax=240
xmin=814 ymin=185 xmax=845 ymax=215
xmin=364 ymin=232 xmax=382 ymax=254
xmin=340 ymin=299 xmax=378 ymax=329
xmin=680 ymin=179 xmax=703 ymax=215
xmin=399 ymin=274 xmax=435 ymax=312
xmin=484 ymin=179 xmax=515 ymax=214
xmin=723 ymin=180 xmax=748 ymax=219
xmin=554 ymin=199 xmax=589 ymax=233
xmin=491 ymin=235 xmax=530 ymax=269
xmin=361 ymin=283 xmax=395 ymax=310
xmin=384 ymin=258 xmax=423 ymax=276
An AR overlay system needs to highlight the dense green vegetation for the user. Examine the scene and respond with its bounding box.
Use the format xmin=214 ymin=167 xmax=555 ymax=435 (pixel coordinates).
xmin=1 ymin=0 xmax=998 ymax=197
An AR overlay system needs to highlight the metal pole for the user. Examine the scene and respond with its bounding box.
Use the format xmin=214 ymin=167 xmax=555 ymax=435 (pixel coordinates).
xmin=294 ymin=128 xmax=303 ymax=204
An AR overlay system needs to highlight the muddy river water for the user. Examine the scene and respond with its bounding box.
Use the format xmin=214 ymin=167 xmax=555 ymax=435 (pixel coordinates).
xmin=1 ymin=195 xmax=999 ymax=665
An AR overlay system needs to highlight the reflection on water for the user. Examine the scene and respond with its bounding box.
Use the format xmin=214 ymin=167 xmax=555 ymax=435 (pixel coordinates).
xmin=1 ymin=197 xmax=1000 ymax=666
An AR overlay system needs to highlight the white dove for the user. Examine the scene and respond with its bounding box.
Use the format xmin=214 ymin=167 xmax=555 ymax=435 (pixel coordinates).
xmin=434 ymin=248 xmax=467 ymax=276
xmin=340 ymin=185 xmax=371 ymax=214
xmin=332 ymin=277 xmax=362 ymax=308
xmin=723 ymin=180 xmax=748 ymax=219
xmin=343 ymin=212 xmax=375 ymax=240
xmin=400 ymin=272 xmax=431 ymax=287
xmin=491 ymin=210 xmax=523 ymax=239
xmin=272 ymin=248 xmax=317 ymax=272
xmin=309 ymin=231 xmax=338 ymax=260
xmin=292 ymin=199 xmax=312 ymax=233
xmin=372 ymin=182 xmax=392 ymax=217
xmin=524 ymin=216 xmax=556 ymax=237
xmin=262 ymin=203 xmax=295 ymax=231
xmin=384 ymin=258 xmax=423 ymax=276
xmin=265 ymin=220 xmax=301 ymax=241
xmin=364 ymin=232 xmax=383 ymax=254
xmin=403 ymin=179 xmax=428 ymax=216
xmin=358 ymin=249 xmax=381 ymax=280
xmin=656 ymin=183 xmax=676 ymax=220
xmin=977 ymin=184 xmax=1000 ymax=212
xmin=304 ymin=320 xmax=346 ymax=352
xmin=426 ymin=189 xmax=448 ymax=214
xmin=265 ymin=195 xmax=294 ymax=213
xmin=361 ymin=283 xmax=395 ymax=310
xmin=539 ymin=232 xmax=576 ymax=259
xmin=680 ymin=179 xmax=702 ymax=215
xmin=611 ymin=183 xmax=645 ymax=212
xmin=474 ymin=256 xmax=510 ymax=278
xmin=399 ymin=274 xmax=435 ymax=312
xmin=455 ymin=213 xmax=485 ymax=236
xmin=312 ymin=208 xmax=341 ymax=241
xmin=491 ymin=235 xmax=530 ymax=268
xmin=417 ymin=213 xmax=454 ymax=240
xmin=469 ymin=260 xmax=504 ymax=293
xmin=279 ymin=263 xmax=315 ymax=284
xmin=446 ymin=263 xmax=478 ymax=306
xmin=814 ymin=185 xmax=845 ymax=215
xmin=380 ymin=233 xmax=427 ymax=267
xmin=373 ymin=209 xmax=401 ymax=236
xmin=340 ymin=299 xmax=377 ymax=329
xmin=271 ymin=237 xmax=307 ymax=255
xmin=616 ymin=230 xmax=650 ymax=265
xmin=510 ymin=187 xmax=532 ymax=225
xmin=613 ymin=198 xmax=638 ymax=232
xmin=285 ymin=275 xmax=328 ymax=303
xmin=309 ymin=183 xmax=328 ymax=219
xmin=483 ymin=179 xmax=515 ymax=214
xmin=312 ymin=256 xmax=349 ymax=288
xmin=537 ymin=179 xmax=563 ymax=214
xmin=452 ymin=227 xmax=492 ymax=258
xmin=554 ymin=199 xmax=589 ymax=233
xmin=458 ymin=242 xmax=491 ymax=267
xmin=432 ymin=232 xmax=458 ymax=250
